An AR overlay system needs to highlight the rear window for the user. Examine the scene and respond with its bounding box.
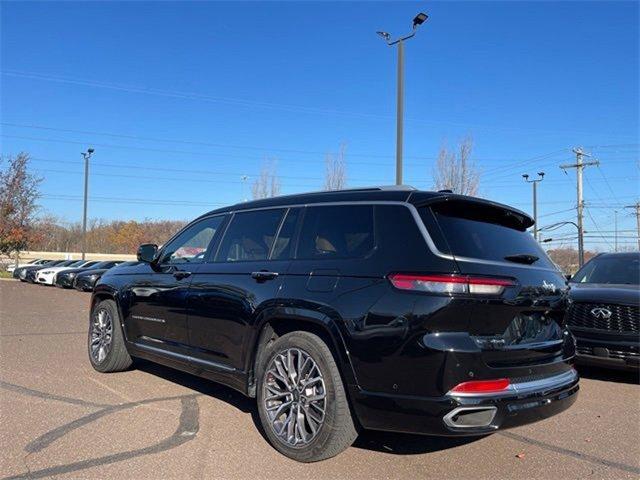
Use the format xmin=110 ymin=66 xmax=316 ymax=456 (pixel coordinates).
xmin=422 ymin=201 xmax=554 ymax=268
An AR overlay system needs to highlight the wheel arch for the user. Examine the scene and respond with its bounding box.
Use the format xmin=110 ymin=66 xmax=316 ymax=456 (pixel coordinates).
xmin=247 ymin=312 xmax=359 ymax=398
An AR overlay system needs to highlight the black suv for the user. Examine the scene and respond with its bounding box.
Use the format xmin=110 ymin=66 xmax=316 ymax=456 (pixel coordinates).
xmin=566 ymin=252 xmax=639 ymax=371
xmin=89 ymin=187 xmax=578 ymax=462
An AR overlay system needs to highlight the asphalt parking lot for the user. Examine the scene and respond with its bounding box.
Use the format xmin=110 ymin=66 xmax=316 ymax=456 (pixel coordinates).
xmin=1 ymin=279 xmax=639 ymax=480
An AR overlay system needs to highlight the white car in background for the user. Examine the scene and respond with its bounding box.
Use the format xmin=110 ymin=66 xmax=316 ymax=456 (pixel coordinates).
xmin=7 ymin=258 xmax=48 ymax=273
xmin=35 ymin=260 xmax=97 ymax=285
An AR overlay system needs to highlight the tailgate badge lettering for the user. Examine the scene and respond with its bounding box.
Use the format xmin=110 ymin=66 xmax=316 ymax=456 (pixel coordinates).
xmin=541 ymin=280 xmax=558 ymax=293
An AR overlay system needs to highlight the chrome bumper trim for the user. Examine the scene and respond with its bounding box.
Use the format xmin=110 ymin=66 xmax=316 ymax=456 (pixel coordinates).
xmin=448 ymin=368 xmax=578 ymax=398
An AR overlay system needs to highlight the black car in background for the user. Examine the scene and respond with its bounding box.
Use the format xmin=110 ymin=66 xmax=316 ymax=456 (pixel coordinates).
xmin=566 ymin=252 xmax=640 ymax=371
xmin=16 ymin=260 xmax=67 ymax=281
xmin=88 ymin=187 xmax=578 ymax=462
xmin=55 ymin=261 xmax=122 ymax=288
xmin=74 ymin=261 xmax=137 ymax=291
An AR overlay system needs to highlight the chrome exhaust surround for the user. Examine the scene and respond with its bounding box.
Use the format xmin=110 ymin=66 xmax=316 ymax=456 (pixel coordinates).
xmin=443 ymin=406 xmax=498 ymax=429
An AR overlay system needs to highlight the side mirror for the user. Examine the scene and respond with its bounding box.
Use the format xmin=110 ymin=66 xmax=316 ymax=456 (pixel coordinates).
xmin=137 ymin=244 xmax=158 ymax=263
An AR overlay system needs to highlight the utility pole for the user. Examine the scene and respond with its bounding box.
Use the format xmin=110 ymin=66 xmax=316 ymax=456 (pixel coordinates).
xmin=377 ymin=12 xmax=428 ymax=185
xmin=522 ymin=172 xmax=545 ymax=241
xmin=81 ymin=148 xmax=95 ymax=260
xmin=560 ymin=148 xmax=599 ymax=267
xmin=624 ymin=202 xmax=640 ymax=250
xmin=614 ymin=210 xmax=618 ymax=252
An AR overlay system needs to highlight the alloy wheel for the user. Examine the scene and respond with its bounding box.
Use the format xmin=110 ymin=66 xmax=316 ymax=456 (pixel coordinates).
xmin=90 ymin=308 xmax=113 ymax=363
xmin=263 ymin=348 xmax=327 ymax=448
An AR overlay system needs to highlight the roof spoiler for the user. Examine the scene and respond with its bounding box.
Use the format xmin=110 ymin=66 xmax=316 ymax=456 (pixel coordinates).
xmin=411 ymin=193 xmax=535 ymax=230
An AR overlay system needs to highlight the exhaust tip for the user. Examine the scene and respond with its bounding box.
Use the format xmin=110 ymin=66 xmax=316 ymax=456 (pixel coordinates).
xmin=443 ymin=406 xmax=498 ymax=429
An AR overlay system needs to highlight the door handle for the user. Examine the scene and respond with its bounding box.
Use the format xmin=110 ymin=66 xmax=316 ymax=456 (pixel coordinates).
xmin=251 ymin=271 xmax=279 ymax=281
xmin=173 ymin=271 xmax=192 ymax=280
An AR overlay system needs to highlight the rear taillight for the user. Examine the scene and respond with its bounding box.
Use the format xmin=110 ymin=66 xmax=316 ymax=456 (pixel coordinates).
xmin=388 ymin=273 xmax=515 ymax=295
xmin=450 ymin=378 xmax=510 ymax=394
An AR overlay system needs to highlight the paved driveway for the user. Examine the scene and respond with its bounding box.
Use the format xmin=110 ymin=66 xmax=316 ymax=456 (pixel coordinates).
xmin=1 ymin=279 xmax=639 ymax=479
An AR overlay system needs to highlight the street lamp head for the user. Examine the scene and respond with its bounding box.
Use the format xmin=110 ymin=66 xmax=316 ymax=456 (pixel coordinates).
xmin=376 ymin=31 xmax=391 ymax=41
xmin=522 ymin=173 xmax=529 ymax=180
xmin=412 ymin=12 xmax=428 ymax=28
xmin=538 ymin=171 xmax=545 ymax=178
xmin=87 ymin=148 xmax=95 ymax=154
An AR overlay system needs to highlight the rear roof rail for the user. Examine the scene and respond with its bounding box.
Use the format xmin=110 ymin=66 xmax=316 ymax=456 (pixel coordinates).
xmin=323 ymin=185 xmax=417 ymax=193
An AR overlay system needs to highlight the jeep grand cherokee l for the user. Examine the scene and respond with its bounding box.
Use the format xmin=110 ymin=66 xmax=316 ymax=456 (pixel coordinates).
xmin=88 ymin=187 xmax=578 ymax=462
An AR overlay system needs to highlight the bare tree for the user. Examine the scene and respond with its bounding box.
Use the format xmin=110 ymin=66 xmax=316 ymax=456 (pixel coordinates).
xmin=324 ymin=143 xmax=347 ymax=191
xmin=0 ymin=153 xmax=42 ymax=263
xmin=432 ymin=136 xmax=480 ymax=196
xmin=252 ymin=159 xmax=281 ymax=199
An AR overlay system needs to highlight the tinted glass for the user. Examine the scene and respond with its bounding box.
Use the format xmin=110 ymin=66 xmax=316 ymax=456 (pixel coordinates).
xmin=158 ymin=216 xmax=224 ymax=264
xmin=572 ymin=255 xmax=640 ymax=285
xmin=89 ymin=261 xmax=113 ymax=269
xmin=271 ymin=209 xmax=301 ymax=260
xmin=297 ymin=205 xmax=375 ymax=259
xmin=424 ymin=202 xmax=554 ymax=268
xmin=216 ymin=209 xmax=285 ymax=262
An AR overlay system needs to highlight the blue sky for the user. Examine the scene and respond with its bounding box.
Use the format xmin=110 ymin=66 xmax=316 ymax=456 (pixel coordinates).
xmin=1 ymin=1 xmax=638 ymax=251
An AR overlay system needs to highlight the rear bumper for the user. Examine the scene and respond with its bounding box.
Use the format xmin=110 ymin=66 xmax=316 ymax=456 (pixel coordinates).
xmin=350 ymin=369 xmax=579 ymax=436
xmin=571 ymin=327 xmax=639 ymax=371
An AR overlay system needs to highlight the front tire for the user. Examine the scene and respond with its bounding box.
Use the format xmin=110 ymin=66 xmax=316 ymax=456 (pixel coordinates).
xmin=88 ymin=299 xmax=132 ymax=373
xmin=256 ymin=331 xmax=358 ymax=462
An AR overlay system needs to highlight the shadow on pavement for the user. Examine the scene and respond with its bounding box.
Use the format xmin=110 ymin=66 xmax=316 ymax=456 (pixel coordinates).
xmin=353 ymin=430 xmax=481 ymax=455
xmin=576 ymin=365 xmax=639 ymax=385
xmin=135 ymin=358 xmax=483 ymax=456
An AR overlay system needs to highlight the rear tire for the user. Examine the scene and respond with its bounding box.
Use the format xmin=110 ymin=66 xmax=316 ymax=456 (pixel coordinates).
xmin=88 ymin=299 xmax=132 ymax=373
xmin=256 ymin=331 xmax=358 ymax=462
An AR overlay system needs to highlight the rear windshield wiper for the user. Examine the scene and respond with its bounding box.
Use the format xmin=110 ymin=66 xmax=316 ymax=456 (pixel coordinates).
xmin=504 ymin=254 xmax=539 ymax=265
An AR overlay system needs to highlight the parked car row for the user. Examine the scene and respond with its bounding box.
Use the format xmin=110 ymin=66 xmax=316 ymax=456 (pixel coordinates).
xmin=12 ymin=259 xmax=138 ymax=291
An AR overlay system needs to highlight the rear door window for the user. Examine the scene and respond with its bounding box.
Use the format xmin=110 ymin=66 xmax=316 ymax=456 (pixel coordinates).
xmin=297 ymin=205 xmax=375 ymax=259
xmin=215 ymin=209 xmax=285 ymax=262
xmin=422 ymin=201 xmax=554 ymax=268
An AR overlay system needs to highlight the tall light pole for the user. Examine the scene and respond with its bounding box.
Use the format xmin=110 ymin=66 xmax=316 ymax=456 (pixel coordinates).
xmin=377 ymin=12 xmax=428 ymax=185
xmin=522 ymin=172 xmax=545 ymax=241
xmin=81 ymin=148 xmax=94 ymax=260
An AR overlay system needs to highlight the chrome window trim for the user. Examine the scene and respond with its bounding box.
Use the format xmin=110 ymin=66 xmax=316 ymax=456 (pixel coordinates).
xmin=196 ymin=200 xmax=559 ymax=271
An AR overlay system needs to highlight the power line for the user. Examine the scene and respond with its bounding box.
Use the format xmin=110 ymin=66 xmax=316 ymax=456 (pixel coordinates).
xmin=5 ymin=70 xmax=638 ymax=138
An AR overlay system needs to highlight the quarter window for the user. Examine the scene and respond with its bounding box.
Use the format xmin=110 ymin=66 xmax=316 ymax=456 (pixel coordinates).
xmin=216 ymin=209 xmax=285 ymax=262
xmin=158 ymin=216 xmax=224 ymax=264
xmin=297 ymin=205 xmax=375 ymax=259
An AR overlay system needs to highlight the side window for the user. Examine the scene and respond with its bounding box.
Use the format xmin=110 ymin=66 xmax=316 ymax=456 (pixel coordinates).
xmin=271 ymin=208 xmax=301 ymax=260
xmin=215 ymin=209 xmax=285 ymax=262
xmin=297 ymin=205 xmax=375 ymax=260
xmin=159 ymin=216 xmax=224 ymax=264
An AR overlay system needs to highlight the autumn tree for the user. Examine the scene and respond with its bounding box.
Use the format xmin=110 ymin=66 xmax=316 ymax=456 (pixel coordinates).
xmin=432 ymin=136 xmax=480 ymax=196
xmin=252 ymin=159 xmax=281 ymax=199
xmin=0 ymin=153 xmax=42 ymax=262
xmin=324 ymin=143 xmax=347 ymax=191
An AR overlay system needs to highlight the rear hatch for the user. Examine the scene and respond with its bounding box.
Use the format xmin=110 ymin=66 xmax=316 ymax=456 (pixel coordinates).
xmin=419 ymin=197 xmax=569 ymax=368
